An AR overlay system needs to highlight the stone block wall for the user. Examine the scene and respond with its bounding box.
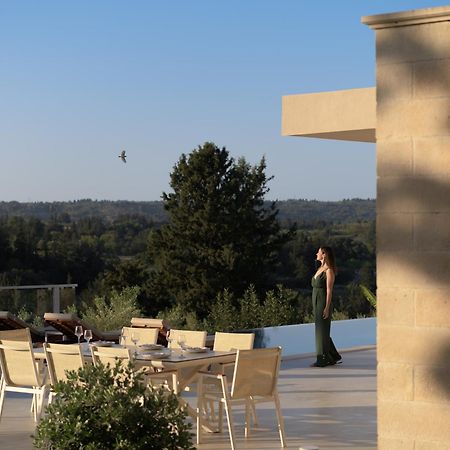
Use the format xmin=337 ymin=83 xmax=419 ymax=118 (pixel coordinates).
xmin=364 ymin=8 xmax=450 ymax=448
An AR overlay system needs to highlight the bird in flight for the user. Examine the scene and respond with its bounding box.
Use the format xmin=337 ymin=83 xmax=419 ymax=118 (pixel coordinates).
xmin=118 ymin=150 xmax=127 ymax=163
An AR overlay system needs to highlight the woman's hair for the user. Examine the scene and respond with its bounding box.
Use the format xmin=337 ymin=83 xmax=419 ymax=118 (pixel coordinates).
xmin=321 ymin=246 xmax=337 ymax=274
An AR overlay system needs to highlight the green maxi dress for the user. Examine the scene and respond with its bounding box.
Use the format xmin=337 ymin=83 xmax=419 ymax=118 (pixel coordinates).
xmin=311 ymin=271 xmax=342 ymax=366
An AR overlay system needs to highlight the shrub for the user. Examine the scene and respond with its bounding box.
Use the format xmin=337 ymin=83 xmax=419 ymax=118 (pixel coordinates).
xmin=261 ymin=285 xmax=299 ymax=327
xmin=33 ymin=361 xmax=194 ymax=450
xmin=157 ymin=303 xmax=203 ymax=331
xmin=204 ymin=289 xmax=238 ymax=332
xmin=82 ymin=286 xmax=142 ymax=331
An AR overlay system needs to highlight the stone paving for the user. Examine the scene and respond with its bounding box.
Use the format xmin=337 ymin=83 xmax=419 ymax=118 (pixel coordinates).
xmin=0 ymin=348 xmax=376 ymax=450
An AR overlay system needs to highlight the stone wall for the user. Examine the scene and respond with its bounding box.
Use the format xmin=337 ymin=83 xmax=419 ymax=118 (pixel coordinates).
xmin=364 ymin=8 xmax=450 ymax=449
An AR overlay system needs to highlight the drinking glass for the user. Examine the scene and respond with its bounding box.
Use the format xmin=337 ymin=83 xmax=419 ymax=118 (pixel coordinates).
xmin=177 ymin=334 xmax=186 ymax=349
xmin=84 ymin=329 xmax=93 ymax=345
xmin=177 ymin=334 xmax=186 ymax=357
xmin=131 ymin=331 xmax=139 ymax=356
xmin=74 ymin=325 xmax=83 ymax=344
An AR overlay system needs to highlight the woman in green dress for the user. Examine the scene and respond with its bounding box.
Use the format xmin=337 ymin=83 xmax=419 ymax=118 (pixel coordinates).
xmin=311 ymin=246 xmax=342 ymax=367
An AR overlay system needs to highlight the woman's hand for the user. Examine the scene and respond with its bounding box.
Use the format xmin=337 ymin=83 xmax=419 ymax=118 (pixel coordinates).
xmin=323 ymin=307 xmax=330 ymax=319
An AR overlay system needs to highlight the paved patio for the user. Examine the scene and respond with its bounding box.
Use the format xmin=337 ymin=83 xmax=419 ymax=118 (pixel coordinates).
xmin=0 ymin=348 xmax=376 ymax=450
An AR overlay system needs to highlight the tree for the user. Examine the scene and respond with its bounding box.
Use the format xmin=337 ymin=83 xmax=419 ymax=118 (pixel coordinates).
xmin=148 ymin=142 xmax=292 ymax=317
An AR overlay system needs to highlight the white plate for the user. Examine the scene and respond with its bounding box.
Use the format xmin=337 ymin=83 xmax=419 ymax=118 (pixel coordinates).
xmin=139 ymin=351 xmax=169 ymax=360
xmin=183 ymin=346 xmax=209 ymax=353
xmin=139 ymin=344 xmax=163 ymax=350
xmin=92 ymin=341 xmax=114 ymax=347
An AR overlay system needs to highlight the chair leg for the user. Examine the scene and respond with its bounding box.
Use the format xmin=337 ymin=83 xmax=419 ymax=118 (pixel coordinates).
xmin=244 ymin=398 xmax=251 ymax=438
xmin=218 ymin=401 xmax=223 ymax=433
xmin=196 ymin=376 xmax=203 ymax=445
xmin=221 ymin=378 xmax=236 ymax=450
xmin=48 ymin=390 xmax=54 ymax=406
xmin=250 ymin=396 xmax=258 ymax=426
xmin=36 ymin=386 xmax=47 ymax=421
xmin=0 ymin=380 xmax=6 ymax=421
xmin=30 ymin=393 xmax=36 ymax=413
xmin=274 ymin=391 xmax=287 ymax=447
xmin=32 ymin=390 xmax=38 ymax=422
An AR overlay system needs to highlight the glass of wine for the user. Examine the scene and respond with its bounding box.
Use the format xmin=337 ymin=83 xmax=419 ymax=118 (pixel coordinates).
xmin=74 ymin=325 xmax=83 ymax=344
xmin=84 ymin=329 xmax=93 ymax=345
xmin=131 ymin=331 xmax=139 ymax=356
xmin=177 ymin=334 xmax=186 ymax=358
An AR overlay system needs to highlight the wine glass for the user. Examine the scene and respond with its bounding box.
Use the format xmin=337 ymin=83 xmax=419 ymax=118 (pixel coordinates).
xmin=84 ymin=329 xmax=93 ymax=345
xmin=74 ymin=325 xmax=83 ymax=344
xmin=177 ymin=334 xmax=186 ymax=358
xmin=131 ymin=331 xmax=139 ymax=356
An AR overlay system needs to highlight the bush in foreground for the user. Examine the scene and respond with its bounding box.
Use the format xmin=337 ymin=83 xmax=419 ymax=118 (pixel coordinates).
xmin=33 ymin=361 xmax=194 ymax=450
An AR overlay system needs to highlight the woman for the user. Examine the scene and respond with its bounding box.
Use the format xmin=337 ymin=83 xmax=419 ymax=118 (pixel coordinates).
xmin=311 ymin=246 xmax=342 ymax=367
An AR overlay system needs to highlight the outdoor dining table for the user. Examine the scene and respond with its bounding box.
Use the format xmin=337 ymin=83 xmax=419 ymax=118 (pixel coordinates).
xmin=33 ymin=344 xmax=236 ymax=431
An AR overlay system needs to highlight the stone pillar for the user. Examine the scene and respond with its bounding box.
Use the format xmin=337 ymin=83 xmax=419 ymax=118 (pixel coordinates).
xmin=363 ymin=7 xmax=450 ymax=449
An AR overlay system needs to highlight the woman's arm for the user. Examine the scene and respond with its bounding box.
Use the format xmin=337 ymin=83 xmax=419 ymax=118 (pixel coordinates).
xmin=323 ymin=269 xmax=335 ymax=319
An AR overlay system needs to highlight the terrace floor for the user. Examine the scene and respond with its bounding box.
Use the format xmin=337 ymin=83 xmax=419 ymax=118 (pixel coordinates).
xmin=0 ymin=348 xmax=376 ymax=450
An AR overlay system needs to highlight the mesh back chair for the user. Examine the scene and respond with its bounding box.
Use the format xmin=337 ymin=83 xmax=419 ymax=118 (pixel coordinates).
xmin=0 ymin=329 xmax=48 ymax=422
xmin=167 ymin=329 xmax=207 ymax=349
xmin=91 ymin=345 xmax=177 ymax=394
xmin=91 ymin=345 xmax=131 ymax=367
xmin=197 ymin=347 xmax=286 ymax=450
xmin=0 ymin=311 xmax=45 ymax=343
xmin=120 ymin=327 xmax=158 ymax=346
xmin=209 ymin=332 xmax=256 ymax=423
xmin=130 ymin=317 xmax=170 ymax=346
xmin=43 ymin=343 xmax=85 ymax=404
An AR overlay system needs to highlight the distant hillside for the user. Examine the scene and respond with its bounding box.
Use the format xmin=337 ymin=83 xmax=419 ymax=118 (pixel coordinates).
xmin=0 ymin=198 xmax=375 ymax=225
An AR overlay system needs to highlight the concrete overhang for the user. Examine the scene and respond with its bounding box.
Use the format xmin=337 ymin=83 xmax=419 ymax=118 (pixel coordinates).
xmin=282 ymin=87 xmax=376 ymax=143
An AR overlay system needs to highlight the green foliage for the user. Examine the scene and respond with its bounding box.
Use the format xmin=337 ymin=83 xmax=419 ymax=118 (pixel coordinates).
xmin=360 ymin=284 xmax=377 ymax=310
xmin=33 ymin=361 xmax=194 ymax=450
xmin=0 ymin=197 xmax=376 ymax=322
xmin=148 ymin=142 xmax=292 ymax=318
xmin=204 ymin=285 xmax=300 ymax=332
xmin=82 ymin=286 xmax=142 ymax=331
xmin=260 ymin=285 xmax=299 ymax=327
xmin=0 ymin=198 xmax=375 ymax=224
xmin=331 ymin=310 xmax=350 ymax=321
xmin=157 ymin=303 xmax=202 ymax=331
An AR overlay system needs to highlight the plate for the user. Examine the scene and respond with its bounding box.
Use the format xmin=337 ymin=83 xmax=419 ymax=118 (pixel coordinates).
xmin=92 ymin=341 xmax=114 ymax=347
xmin=139 ymin=351 xmax=169 ymax=360
xmin=139 ymin=344 xmax=163 ymax=351
xmin=183 ymin=346 xmax=209 ymax=353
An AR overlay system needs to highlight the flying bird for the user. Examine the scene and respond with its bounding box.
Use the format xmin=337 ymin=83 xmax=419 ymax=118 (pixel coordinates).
xmin=118 ymin=150 xmax=127 ymax=163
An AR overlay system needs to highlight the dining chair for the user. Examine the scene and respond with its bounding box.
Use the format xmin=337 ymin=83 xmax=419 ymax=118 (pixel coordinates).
xmin=130 ymin=317 xmax=170 ymax=346
xmin=213 ymin=332 xmax=255 ymax=352
xmin=209 ymin=332 xmax=256 ymax=424
xmin=91 ymin=345 xmax=132 ymax=367
xmin=0 ymin=329 xmax=48 ymax=422
xmin=120 ymin=326 xmax=158 ymax=346
xmin=167 ymin=329 xmax=207 ymax=349
xmin=43 ymin=343 xmax=86 ymax=404
xmin=196 ymin=347 xmax=286 ymax=450
xmin=91 ymin=345 xmax=178 ymax=395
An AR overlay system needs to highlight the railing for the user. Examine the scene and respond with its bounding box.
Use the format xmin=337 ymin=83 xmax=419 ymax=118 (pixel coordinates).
xmin=0 ymin=284 xmax=78 ymax=313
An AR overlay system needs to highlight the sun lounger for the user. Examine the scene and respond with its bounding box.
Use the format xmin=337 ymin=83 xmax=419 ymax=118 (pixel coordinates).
xmin=43 ymin=313 xmax=120 ymax=343
xmin=0 ymin=311 xmax=45 ymax=343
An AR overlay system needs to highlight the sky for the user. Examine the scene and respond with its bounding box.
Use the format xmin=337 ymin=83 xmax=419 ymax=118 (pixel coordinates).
xmin=1 ymin=0 xmax=448 ymax=203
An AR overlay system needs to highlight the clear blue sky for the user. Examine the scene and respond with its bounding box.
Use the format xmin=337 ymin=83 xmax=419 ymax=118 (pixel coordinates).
xmin=1 ymin=1 xmax=447 ymax=202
